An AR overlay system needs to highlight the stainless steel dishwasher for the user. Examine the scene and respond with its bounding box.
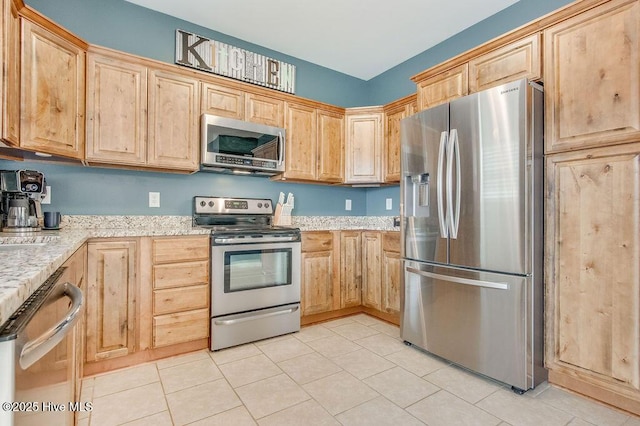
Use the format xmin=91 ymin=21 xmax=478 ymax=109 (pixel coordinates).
xmin=0 ymin=267 xmax=83 ymax=426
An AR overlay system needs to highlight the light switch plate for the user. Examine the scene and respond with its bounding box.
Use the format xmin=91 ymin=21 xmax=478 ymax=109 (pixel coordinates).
xmin=345 ymin=199 xmax=352 ymax=211
xmin=149 ymin=192 xmax=160 ymax=208
xmin=386 ymin=198 xmax=393 ymax=210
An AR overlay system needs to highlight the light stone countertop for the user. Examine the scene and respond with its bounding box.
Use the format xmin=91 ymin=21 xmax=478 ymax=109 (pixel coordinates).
xmin=0 ymin=214 xmax=398 ymax=326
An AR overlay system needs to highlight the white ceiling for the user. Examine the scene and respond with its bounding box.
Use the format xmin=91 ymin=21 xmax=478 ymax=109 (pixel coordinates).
xmin=125 ymin=0 xmax=520 ymax=81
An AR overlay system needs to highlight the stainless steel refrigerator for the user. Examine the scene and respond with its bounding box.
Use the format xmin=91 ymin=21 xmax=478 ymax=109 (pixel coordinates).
xmin=400 ymin=78 xmax=546 ymax=392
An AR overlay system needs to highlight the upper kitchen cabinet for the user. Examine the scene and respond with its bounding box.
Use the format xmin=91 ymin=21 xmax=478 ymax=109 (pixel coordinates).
xmin=344 ymin=107 xmax=383 ymax=184
xmin=86 ymin=47 xmax=200 ymax=172
xmin=245 ymin=91 xmax=284 ymax=128
xmin=201 ymin=81 xmax=245 ymax=119
xmin=86 ymin=49 xmax=147 ymax=166
xmin=384 ymin=94 xmax=416 ymax=183
xmin=468 ymin=33 xmax=541 ymax=93
xmin=414 ymin=64 xmax=468 ymax=111
xmin=19 ymin=16 xmax=86 ymax=159
xmin=278 ymin=101 xmax=344 ymax=183
xmin=545 ymin=141 xmax=640 ymax=415
xmin=147 ymin=68 xmax=199 ymax=170
xmin=1 ymin=0 xmax=20 ymax=146
xmin=282 ymin=101 xmax=317 ymax=181
xmin=544 ymin=0 xmax=640 ymax=153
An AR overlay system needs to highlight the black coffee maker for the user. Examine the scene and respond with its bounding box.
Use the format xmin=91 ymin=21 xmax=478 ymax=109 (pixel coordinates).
xmin=0 ymin=170 xmax=46 ymax=233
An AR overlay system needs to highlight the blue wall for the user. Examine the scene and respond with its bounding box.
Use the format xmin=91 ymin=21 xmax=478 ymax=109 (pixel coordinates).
xmin=0 ymin=160 xmax=367 ymax=216
xmin=9 ymin=0 xmax=572 ymax=217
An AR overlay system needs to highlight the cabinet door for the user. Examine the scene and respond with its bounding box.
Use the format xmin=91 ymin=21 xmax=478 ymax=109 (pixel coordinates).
xmin=381 ymin=232 xmax=401 ymax=316
xmin=86 ymin=240 xmax=137 ymax=362
xmin=317 ymin=108 xmax=344 ymax=183
xmin=384 ymin=99 xmax=414 ymax=183
xmin=147 ymin=69 xmax=199 ymax=171
xmin=201 ymin=81 xmax=244 ymax=119
xmin=361 ymin=232 xmax=381 ymax=310
xmin=544 ymin=0 xmax=640 ymax=153
xmin=468 ymin=33 xmax=541 ymax=93
xmin=1 ymin=0 xmax=19 ymax=145
xmin=245 ymin=92 xmax=284 ymax=127
xmin=340 ymin=231 xmax=362 ymax=308
xmin=86 ymin=52 xmax=147 ymax=165
xmin=416 ymin=64 xmax=468 ymax=111
xmin=283 ymin=102 xmax=317 ymax=180
xmin=20 ymin=19 xmax=85 ymax=158
xmin=301 ymin=251 xmax=335 ymax=315
xmin=345 ymin=111 xmax=383 ymax=183
xmin=546 ymin=144 xmax=640 ymax=391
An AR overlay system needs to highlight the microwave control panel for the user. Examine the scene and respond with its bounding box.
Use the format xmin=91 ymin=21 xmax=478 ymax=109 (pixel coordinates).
xmin=216 ymin=154 xmax=277 ymax=169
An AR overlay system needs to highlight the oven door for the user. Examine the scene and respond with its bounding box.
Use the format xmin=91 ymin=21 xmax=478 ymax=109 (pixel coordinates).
xmin=211 ymin=240 xmax=301 ymax=317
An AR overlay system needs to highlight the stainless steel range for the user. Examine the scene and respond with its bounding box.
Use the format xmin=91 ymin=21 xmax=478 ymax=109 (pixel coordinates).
xmin=193 ymin=196 xmax=301 ymax=351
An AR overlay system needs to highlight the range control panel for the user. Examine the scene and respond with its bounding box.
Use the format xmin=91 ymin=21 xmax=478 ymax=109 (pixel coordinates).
xmin=194 ymin=196 xmax=273 ymax=215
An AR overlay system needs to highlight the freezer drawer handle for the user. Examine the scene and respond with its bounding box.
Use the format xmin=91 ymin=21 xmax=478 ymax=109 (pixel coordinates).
xmin=406 ymin=267 xmax=508 ymax=290
xmin=19 ymin=282 xmax=83 ymax=370
xmin=214 ymin=305 xmax=299 ymax=326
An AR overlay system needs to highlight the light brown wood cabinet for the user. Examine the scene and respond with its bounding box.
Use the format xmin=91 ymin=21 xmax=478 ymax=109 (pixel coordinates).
xmin=280 ymin=102 xmax=344 ymax=183
xmin=20 ymin=18 xmax=85 ymax=159
xmin=344 ymin=107 xmax=383 ymax=184
xmin=468 ymin=33 xmax=541 ymax=93
xmin=86 ymin=47 xmax=199 ymax=171
xmin=150 ymin=236 xmax=210 ymax=348
xmin=245 ymin=91 xmax=284 ymax=127
xmin=361 ymin=231 xmax=382 ymax=310
xmin=340 ymin=231 xmax=362 ymax=308
xmin=384 ymin=95 xmax=416 ymax=183
xmin=381 ymin=232 xmax=401 ymax=317
xmin=300 ymin=231 xmax=338 ymax=316
xmin=1 ymin=0 xmax=19 ymax=146
xmin=147 ymin=69 xmax=199 ymax=170
xmin=85 ymin=239 xmax=137 ymax=363
xmin=544 ymin=0 xmax=640 ymax=153
xmin=545 ymin=142 xmax=640 ymax=415
xmin=201 ymin=81 xmax=245 ymax=119
xmin=416 ymin=64 xmax=468 ymax=111
xmin=86 ymin=50 xmax=147 ymax=165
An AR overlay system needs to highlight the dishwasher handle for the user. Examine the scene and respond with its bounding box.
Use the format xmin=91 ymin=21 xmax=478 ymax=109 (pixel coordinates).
xmin=19 ymin=282 xmax=83 ymax=370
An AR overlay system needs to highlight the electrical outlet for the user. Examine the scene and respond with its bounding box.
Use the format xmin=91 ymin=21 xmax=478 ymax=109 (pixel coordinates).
xmin=41 ymin=186 xmax=51 ymax=204
xmin=149 ymin=192 xmax=160 ymax=208
xmin=386 ymin=198 xmax=393 ymax=210
xmin=345 ymin=199 xmax=352 ymax=211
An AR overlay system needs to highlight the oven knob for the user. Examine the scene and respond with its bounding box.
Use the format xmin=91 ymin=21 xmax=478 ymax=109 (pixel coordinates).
xmin=264 ymin=202 xmax=270 ymax=208
xmin=257 ymin=203 xmax=262 ymax=208
xmin=208 ymin=201 xmax=214 ymax=207
xmin=200 ymin=201 xmax=206 ymax=207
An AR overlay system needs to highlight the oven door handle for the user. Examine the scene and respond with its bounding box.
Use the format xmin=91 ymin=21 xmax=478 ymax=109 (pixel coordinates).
xmin=19 ymin=282 xmax=83 ymax=370
xmin=213 ymin=236 xmax=299 ymax=244
xmin=214 ymin=305 xmax=299 ymax=326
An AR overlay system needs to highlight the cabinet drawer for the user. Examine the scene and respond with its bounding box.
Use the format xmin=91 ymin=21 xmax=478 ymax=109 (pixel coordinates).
xmin=153 ymin=260 xmax=209 ymax=289
xmin=152 ymin=237 xmax=209 ymax=263
xmin=382 ymin=232 xmax=400 ymax=252
xmin=153 ymin=308 xmax=209 ymax=348
xmin=302 ymin=231 xmax=333 ymax=252
xmin=153 ymin=284 xmax=209 ymax=315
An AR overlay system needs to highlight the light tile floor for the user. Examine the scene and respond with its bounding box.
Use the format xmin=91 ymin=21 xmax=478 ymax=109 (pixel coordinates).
xmin=79 ymin=314 xmax=640 ymax=426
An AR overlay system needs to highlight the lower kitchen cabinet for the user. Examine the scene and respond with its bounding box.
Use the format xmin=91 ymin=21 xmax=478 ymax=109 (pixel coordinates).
xmin=545 ymin=142 xmax=640 ymax=415
xmin=381 ymin=232 xmax=401 ymax=317
xmin=361 ymin=231 xmax=382 ymax=310
xmin=301 ymin=231 xmax=339 ymax=316
xmin=149 ymin=236 xmax=210 ymax=348
xmin=85 ymin=239 xmax=137 ymax=363
xmin=340 ymin=231 xmax=362 ymax=308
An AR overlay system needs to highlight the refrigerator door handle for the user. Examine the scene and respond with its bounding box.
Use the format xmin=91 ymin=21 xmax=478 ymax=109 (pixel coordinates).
xmin=437 ymin=131 xmax=448 ymax=238
xmin=446 ymin=129 xmax=461 ymax=238
xmin=406 ymin=267 xmax=509 ymax=290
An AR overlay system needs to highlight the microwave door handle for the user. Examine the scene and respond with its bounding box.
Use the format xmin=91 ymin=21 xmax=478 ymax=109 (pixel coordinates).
xmin=19 ymin=282 xmax=83 ymax=370
xmin=277 ymin=131 xmax=284 ymax=166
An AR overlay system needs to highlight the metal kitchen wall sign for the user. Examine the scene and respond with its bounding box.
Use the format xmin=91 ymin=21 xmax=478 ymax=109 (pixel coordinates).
xmin=175 ymin=29 xmax=296 ymax=94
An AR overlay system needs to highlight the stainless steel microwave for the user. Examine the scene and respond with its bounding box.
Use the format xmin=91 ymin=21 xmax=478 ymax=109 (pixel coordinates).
xmin=201 ymin=114 xmax=286 ymax=175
